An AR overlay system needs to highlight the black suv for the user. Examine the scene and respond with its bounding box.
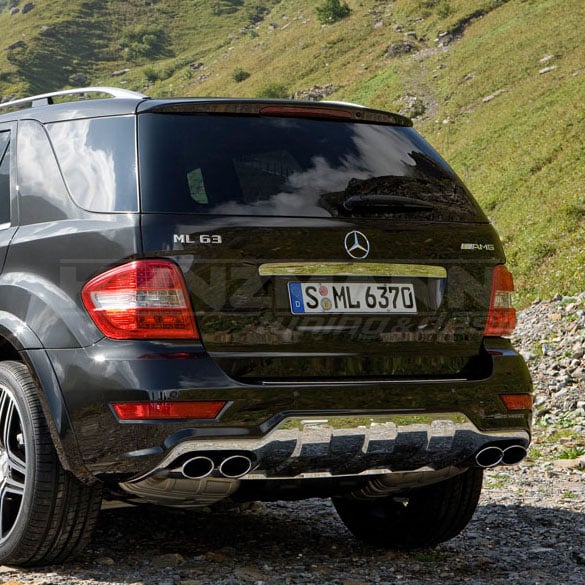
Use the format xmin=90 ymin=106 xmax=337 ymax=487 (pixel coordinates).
xmin=0 ymin=87 xmax=532 ymax=565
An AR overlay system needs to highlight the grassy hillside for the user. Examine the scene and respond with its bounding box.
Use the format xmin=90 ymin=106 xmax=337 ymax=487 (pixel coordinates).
xmin=0 ymin=0 xmax=583 ymax=302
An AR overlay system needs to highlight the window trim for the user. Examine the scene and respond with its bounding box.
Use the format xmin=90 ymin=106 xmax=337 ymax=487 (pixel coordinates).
xmin=0 ymin=125 xmax=14 ymax=229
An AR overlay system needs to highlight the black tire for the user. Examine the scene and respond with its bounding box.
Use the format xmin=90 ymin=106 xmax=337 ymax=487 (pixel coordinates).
xmin=0 ymin=360 xmax=102 ymax=566
xmin=333 ymin=468 xmax=483 ymax=549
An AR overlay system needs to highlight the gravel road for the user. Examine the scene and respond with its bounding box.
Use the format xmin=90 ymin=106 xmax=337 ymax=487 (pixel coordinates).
xmin=1 ymin=296 xmax=584 ymax=585
xmin=1 ymin=439 xmax=582 ymax=585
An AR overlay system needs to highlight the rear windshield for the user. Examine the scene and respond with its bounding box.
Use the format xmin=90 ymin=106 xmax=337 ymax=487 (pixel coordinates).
xmin=138 ymin=113 xmax=486 ymax=222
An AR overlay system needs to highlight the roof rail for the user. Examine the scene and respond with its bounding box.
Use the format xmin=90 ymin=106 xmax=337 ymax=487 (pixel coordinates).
xmin=0 ymin=86 xmax=147 ymax=111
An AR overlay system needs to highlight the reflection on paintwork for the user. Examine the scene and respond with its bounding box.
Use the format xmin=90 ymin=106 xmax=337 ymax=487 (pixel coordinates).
xmin=277 ymin=413 xmax=470 ymax=431
xmin=128 ymin=411 xmax=529 ymax=482
xmin=48 ymin=116 xmax=138 ymax=212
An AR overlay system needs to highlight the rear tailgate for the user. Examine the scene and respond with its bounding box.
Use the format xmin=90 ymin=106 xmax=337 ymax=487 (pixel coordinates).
xmin=141 ymin=216 xmax=503 ymax=380
xmin=137 ymin=101 xmax=502 ymax=381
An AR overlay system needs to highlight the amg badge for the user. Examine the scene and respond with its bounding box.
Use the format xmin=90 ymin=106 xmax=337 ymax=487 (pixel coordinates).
xmin=461 ymin=243 xmax=495 ymax=251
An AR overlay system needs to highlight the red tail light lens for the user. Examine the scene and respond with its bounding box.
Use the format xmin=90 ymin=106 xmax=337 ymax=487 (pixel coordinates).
xmin=82 ymin=260 xmax=199 ymax=339
xmin=112 ymin=401 xmax=226 ymax=421
xmin=500 ymin=394 xmax=533 ymax=411
xmin=484 ymin=264 xmax=516 ymax=337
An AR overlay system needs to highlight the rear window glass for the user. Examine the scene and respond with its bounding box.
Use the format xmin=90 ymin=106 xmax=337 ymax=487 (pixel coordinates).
xmin=138 ymin=113 xmax=486 ymax=222
xmin=17 ymin=120 xmax=72 ymax=223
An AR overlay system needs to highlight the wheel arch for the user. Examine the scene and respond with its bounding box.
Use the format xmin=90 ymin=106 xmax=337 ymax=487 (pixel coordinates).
xmin=0 ymin=315 xmax=94 ymax=483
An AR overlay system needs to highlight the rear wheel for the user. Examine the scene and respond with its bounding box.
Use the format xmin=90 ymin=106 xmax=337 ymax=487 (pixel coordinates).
xmin=0 ymin=361 xmax=102 ymax=566
xmin=333 ymin=467 xmax=483 ymax=549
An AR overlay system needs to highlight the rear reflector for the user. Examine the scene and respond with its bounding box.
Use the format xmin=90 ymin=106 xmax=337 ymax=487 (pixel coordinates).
xmin=484 ymin=264 xmax=516 ymax=337
xmin=112 ymin=401 xmax=226 ymax=421
xmin=82 ymin=260 xmax=199 ymax=340
xmin=500 ymin=394 xmax=533 ymax=411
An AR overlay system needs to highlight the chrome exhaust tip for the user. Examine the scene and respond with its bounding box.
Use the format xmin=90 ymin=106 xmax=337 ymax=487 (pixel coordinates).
xmin=475 ymin=446 xmax=504 ymax=468
xmin=502 ymin=445 xmax=528 ymax=465
xmin=218 ymin=455 xmax=253 ymax=479
xmin=181 ymin=456 xmax=215 ymax=479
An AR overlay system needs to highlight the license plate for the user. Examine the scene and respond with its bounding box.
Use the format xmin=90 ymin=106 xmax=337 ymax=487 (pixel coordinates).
xmin=288 ymin=282 xmax=417 ymax=314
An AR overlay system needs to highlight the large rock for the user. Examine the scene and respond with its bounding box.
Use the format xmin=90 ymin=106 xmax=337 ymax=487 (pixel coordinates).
xmin=69 ymin=73 xmax=89 ymax=86
xmin=6 ymin=40 xmax=27 ymax=51
xmin=293 ymin=84 xmax=339 ymax=101
xmin=385 ymin=41 xmax=416 ymax=58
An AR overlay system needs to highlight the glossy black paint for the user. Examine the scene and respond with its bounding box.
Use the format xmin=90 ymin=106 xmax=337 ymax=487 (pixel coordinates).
xmin=44 ymin=336 xmax=531 ymax=479
xmin=142 ymin=214 xmax=504 ymax=379
xmin=0 ymin=94 xmax=533 ymax=489
xmin=2 ymin=215 xmax=141 ymax=348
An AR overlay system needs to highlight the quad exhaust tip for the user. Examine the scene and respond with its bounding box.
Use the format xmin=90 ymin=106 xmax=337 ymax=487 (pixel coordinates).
xmin=475 ymin=446 xmax=503 ymax=468
xmin=181 ymin=456 xmax=215 ymax=479
xmin=475 ymin=445 xmax=527 ymax=468
xmin=501 ymin=445 xmax=528 ymax=466
xmin=218 ymin=455 xmax=253 ymax=479
xmin=178 ymin=454 xmax=254 ymax=480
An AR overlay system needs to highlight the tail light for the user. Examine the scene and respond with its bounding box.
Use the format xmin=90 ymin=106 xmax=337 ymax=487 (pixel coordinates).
xmin=484 ymin=264 xmax=516 ymax=337
xmin=82 ymin=259 xmax=199 ymax=340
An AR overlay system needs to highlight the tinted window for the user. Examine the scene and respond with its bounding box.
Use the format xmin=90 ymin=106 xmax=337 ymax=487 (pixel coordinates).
xmin=17 ymin=120 xmax=71 ymax=223
xmin=0 ymin=131 xmax=10 ymax=225
xmin=48 ymin=116 xmax=138 ymax=212
xmin=138 ymin=113 xmax=485 ymax=222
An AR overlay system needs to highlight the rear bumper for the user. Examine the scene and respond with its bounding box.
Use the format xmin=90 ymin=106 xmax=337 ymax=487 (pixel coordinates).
xmin=44 ymin=337 xmax=532 ymax=482
xmin=117 ymin=412 xmax=529 ymax=507
xmin=132 ymin=413 xmax=530 ymax=480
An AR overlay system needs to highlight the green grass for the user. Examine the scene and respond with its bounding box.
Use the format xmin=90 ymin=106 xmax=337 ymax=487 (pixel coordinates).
xmin=406 ymin=0 xmax=585 ymax=302
xmin=558 ymin=447 xmax=585 ymax=460
xmin=526 ymin=446 xmax=542 ymax=461
xmin=0 ymin=0 xmax=583 ymax=303
xmin=534 ymin=427 xmax=585 ymax=456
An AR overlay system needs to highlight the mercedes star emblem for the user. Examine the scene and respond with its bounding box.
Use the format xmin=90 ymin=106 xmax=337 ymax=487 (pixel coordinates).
xmin=344 ymin=231 xmax=370 ymax=259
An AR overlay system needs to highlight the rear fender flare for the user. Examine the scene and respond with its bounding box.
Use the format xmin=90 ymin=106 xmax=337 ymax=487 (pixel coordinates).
xmin=0 ymin=313 xmax=93 ymax=482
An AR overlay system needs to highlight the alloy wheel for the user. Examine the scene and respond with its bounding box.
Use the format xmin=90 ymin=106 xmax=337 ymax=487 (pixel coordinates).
xmin=0 ymin=386 xmax=27 ymax=545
